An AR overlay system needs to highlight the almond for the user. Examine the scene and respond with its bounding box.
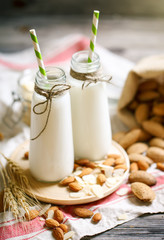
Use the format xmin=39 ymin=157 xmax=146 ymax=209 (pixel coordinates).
xmin=79 ymin=168 xmax=93 ymax=177
xmin=107 ymin=154 xmax=121 ymax=159
xmin=74 ymin=208 xmax=93 ymax=218
xmin=156 ymin=162 xmax=164 ymax=171
xmin=129 ymin=171 xmax=156 ymax=186
xmin=59 ymin=224 xmax=68 ymax=233
xmin=137 ymin=159 xmax=149 ymax=171
xmin=138 ymin=129 xmax=152 ymax=141
xmin=137 ymin=91 xmax=160 ymax=102
xmin=131 ymin=182 xmax=155 ymax=202
xmin=53 ymin=227 xmax=64 ymax=240
xmin=45 ymin=206 xmax=59 ymax=217
xmin=135 ymin=104 xmax=149 ymax=124
xmin=97 ymin=173 xmax=106 ymax=185
xmin=112 ymin=131 xmax=126 ymax=143
xmin=68 ymin=182 xmax=83 ymax=192
xmin=75 ymin=159 xmax=89 ymax=166
xmin=24 ymin=151 xmax=29 ymax=159
xmin=25 ymin=209 xmax=39 ymax=221
xmin=130 ymin=162 xmax=139 ymax=172
xmin=85 ymin=161 xmax=96 ymax=169
xmin=127 ymin=142 xmax=148 ymax=154
xmin=60 ymin=176 xmax=75 ymax=186
xmin=158 ymin=84 xmax=164 ymax=96
xmin=150 ymin=115 xmax=163 ymax=123
xmin=138 ymin=80 xmax=158 ymax=92
xmin=103 ymin=158 xmax=115 ymax=166
xmin=128 ymin=100 xmax=139 ymax=110
xmin=119 ymin=129 xmax=141 ymax=149
xmin=142 ymin=121 xmax=164 ymax=138
xmin=74 ymin=163 xmax=79 ymax=170
xmin=115 ymin=157 xmax=125 ymax=165
xmin=0 ymin=132 xmax=4 ymax=141
xmin=54 ymin=210 xmax=64 ymax=223
xmin=149 ymin=138 xmax=164 ymax=149
xmin=147 ymin=147 xmax=164 ymax=163
xmin=152 ymin=103 xmax=164 ymax=116
xmin=92 ymin=213 xmax=102 ymax=223
xmin=128 ymin=153 xmax=153 ymax=165
xmin=114 ymin=164 xmax=127 ymax=171
xmin=45 ymin=218 xmax=59 ymax=228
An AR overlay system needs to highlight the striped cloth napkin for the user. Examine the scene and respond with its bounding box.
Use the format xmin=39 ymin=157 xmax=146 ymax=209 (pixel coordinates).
xmin=0 ymin=34 xmax=163 ymax=240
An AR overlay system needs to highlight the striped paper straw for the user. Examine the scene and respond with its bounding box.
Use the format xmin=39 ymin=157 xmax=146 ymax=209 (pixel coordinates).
xmin=29 ymin=29 xmax=47 ymax=79
xmin=88 ymin=10 xmax=100 ymax=63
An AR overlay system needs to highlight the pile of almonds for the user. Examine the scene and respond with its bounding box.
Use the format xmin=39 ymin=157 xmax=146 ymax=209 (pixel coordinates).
xmin=113 ymin=79 xmax=164 ymax=202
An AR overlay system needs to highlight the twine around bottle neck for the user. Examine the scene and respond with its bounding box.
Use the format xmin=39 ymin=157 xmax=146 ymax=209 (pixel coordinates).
xmin=70 ymin=67 xmax=112 ymax=89
xmin=31 ymin=83 xmax=71 ymax=141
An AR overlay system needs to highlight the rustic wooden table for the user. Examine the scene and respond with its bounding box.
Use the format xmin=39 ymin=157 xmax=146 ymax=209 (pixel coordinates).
xmin=0 ymin=16 xmax=164 ymax=239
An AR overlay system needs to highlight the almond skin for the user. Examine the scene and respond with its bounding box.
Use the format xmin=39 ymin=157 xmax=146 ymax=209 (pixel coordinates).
xmin=53 ymin=227 xmax=64 ymax=240
xmin=92 ymin=213 xmax=102 ymax=223
xmin=60 ymin=176 xmax=75 ymax=186
xmin=131 ymin=182 xmax=155 ymax=202
xmin=68 ymin=182 xmax=83 ymax=192
xmin=79 ymin=168 xmax=93 ymax=177
xmin=25 ymin=209 xmax=39 ymax=221
xmin=97 ymin=174 xmax=106 ymax=185
xmin=135 ymin=104 xmax=149 ymax=124
xmin=128 ymin=153 xmax=153 ymax=165
xmin=119 ymin=129 xmax=141 ymax=149
xmin=156 ymin=162 xmax=164 ymax=171
xmin=130 ymin=162 xmax=139 ymax=172
xmin=45 ymin=219 xmax=59 ymax=228
xmin=74 ymin=208 xmax=93 ymax=218
xmin=129 ymin=171 xmax=156 ymax=186
xmin=147 ymin=147 xmax=164 ymax=163
xmin=142 ymin=121 xmax=164 ymax=139
xmin=127 ymin=142 xmax=148 ymax=154
xmin=59 ymin=224 xmax=68 ymax=233
xmin=54 ymin=210 xmax=64 ymax=223
xmin=137 ymin=159 xmax=149 ymax=171
xmin=75 ymin=159 xmax=89 ymax=166
xmin=149 ymin=138 xmax=164 ymax=149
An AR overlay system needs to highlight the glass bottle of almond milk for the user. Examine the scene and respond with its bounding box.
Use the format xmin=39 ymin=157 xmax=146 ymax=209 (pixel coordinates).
xmin=29 ymin=67 xmax=74 ymax=182
xmin=69 ymin=50 xmax=111 ymax=161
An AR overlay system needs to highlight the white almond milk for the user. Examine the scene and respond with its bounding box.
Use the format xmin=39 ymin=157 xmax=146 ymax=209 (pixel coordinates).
xmin=69 ymin=51 xmax=111 ymax=160
xmin=29 ymin=67 xmax=74 ymax=182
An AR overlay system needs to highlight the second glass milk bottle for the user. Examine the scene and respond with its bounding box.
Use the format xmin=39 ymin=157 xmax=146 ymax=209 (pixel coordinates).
xmin=69 ymin=50 xmax=111 ymax=161
xmin=29 ymin=67 xmax=74 ymax=182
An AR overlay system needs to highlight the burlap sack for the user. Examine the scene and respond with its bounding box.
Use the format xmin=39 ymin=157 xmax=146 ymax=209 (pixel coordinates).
xmin=118 ymin=55 xmax=164 ymax=128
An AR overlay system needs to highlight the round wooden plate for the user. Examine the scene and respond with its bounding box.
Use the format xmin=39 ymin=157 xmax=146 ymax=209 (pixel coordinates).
xmin=10 ymin=140 xmax=129 ymax=205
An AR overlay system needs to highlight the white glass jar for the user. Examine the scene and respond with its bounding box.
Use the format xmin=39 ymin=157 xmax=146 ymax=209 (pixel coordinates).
xmin=69 ymin=50 xmax=111 ymax=161
xmin=29 ymin=67 xmax=74 ymax=182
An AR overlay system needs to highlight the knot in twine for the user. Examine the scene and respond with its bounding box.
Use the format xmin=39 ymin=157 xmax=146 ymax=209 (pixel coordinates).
xmin=31 ymin=83 xmax=71 ymax=140
xmin=70 ymin=68 xmax=112 ymax=89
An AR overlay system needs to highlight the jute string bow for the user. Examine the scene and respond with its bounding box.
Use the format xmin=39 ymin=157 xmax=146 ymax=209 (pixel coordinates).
xmin=70 ymin=68 xmax=112 ymax=89
xmin=31 ymin=84 xmax=71 ymax=140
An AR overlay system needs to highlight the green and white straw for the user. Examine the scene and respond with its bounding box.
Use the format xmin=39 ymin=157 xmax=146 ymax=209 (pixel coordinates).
xmin=29 ymin=29 xmax=47 ymax=79
xmin=88 ymin=10 xmax=100 ymax=63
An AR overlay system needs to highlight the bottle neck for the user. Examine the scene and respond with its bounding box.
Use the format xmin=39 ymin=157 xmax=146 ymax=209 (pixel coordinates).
xmin=71 ymin=50 xmax=101 ymax=74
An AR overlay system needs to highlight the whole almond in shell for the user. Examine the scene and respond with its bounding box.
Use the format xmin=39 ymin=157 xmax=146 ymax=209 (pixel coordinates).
xmin=59 ymin=223 xmax=68 ymax=233
xmin=119 ymin=129 xmax=141 ymax=149
xmin=135 ymin=104 xmax=149 ymax=124
xmin=97 ymin=173 xmax=106 ymax=185
xmin=130 ymin=162 xmax=139 ymax=172
xmin=149 ymin=138 xmax=164 ymax=149
xmin=129 ymin=170 xmax=156 ymax=186
xmin=74 ymin=208 xmax=93 ymax=218
xmin=138 ymin=80 xmax=158 ymax=91
xmin=68 ymin=182 xmax=83 ymax=192
xmin=127 ymin=142 xmax=148 ymax=154
xmin=92 ymin=213 xmax=102 ymax=223
xmin=142 ymin=121 xmax=164 ymax=139
xmin=54 ymin=209 xmax=64 ymax=223
xmin=46 ymin=218 xmax=59 ymax=228
xmin=137 ymin=159 xmax=149 ymax=171
xmin=128 ymin=153 xmax=153 ymax=165
xmin=152 ymin=103 xmax=164 ymax=116
xmin=137 ymin=91 xmax=160 ymax=102
xmin=53 ymin=227 xmax=64 ymax=240
xmin=25 ymin=209 xmax=39 ymax=221
xmin=79 ymin=168 xmax=93 ymax=177
xmin=112 ymin=131 xmax=126 ymax=143
xmin=75 ymin=159 xmax=89 ymax=166
xmin=131 ymin=182 xmax=155 ymax=202
xmin=147 ymin=147 xmax=164 ymax=163
xmin=156 ymin=162 xmax=164 ymax=171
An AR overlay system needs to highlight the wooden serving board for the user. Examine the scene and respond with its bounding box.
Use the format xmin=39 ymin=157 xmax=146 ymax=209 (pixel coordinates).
xmin=10 ymin=140 xmax=129 ymax=205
